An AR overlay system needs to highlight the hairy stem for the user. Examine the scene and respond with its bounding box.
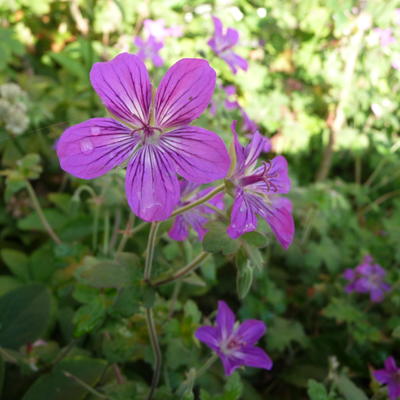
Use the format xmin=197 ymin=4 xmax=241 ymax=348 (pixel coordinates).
xmin=171 ymin=184 xmax=225 ymax=218
xmin=25 ymin=181 xmax=62 ymax=245
xmin=145 ymin=308 xmax=162 ymax=400
xmin=152 ymin=251 xmax=210 ymax=287
xmin=144 ymin=222 xmax=160 ymax=283
xmin=144 ymin=221 xmax=161 ymax=400
xmin=63 ymin=371 xmax=108 ymax=399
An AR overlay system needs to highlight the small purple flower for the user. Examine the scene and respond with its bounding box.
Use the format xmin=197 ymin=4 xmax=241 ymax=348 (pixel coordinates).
xmin=208 ymin=16 xmax=248 ymax=74
xmin=374 ymin=28 xmax=396 ymax=47
xmin=168 ymin=180 xmax=224 ymax=241
xmin=226 ymin=122 xmax=294 ymax=248
xmin=56 ymin=53 xmax=230 ymax=222
xmin=143 ymin=19 xmax=183 ymax=41
xmin=374 ymin=357 xmax=400 ymax=400
xmin=343 ymin=255 xmax=390 ymax=302
xmin=134 ymin=35 xmax=164 ymax=67
xmin=195 ymin=301 xmax=272 ymax=376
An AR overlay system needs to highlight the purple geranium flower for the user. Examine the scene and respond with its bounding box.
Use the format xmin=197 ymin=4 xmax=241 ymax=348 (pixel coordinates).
xmin=374 ymin=357 xmax=400 ymax=400
xmin=134 ymin=36 xmax=164 ymax=67
xmin=195 ymin=301 xmax=272 ymax=376
xmin=223 ymin=85 xmax=240 ymax=110
xmin=343 ymin=255 xmax=390 ymax=302
xmin=168 ymin=180 xmax=224 ymax=241
xmin=226 ymin=122 xmax=294 ymax=249
xmin=56 ymin=53 xmax=230 ymax=222
xmin=208 ymin=16 xmax=248 ymax=74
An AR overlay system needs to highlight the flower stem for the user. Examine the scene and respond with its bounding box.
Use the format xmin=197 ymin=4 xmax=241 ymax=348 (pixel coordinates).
xmin=171 ymin=183 xmax=225 ymax=218
xmin=25 ymin=181 xmax=62 ymax=245
xmin=145 ymin=307 xmax=162 ymax=400
xmin=144 ymin=221 xmax=162 ymax=400
xmin=63 ymin=371 xmax=108 ymax=399
xmin=144 ymin=222 xmax=160 ymax=283
xmin=152 ymin=251 xmax=210 ymax=287
xmin=195 ymin=353 xmax=218 ymax=379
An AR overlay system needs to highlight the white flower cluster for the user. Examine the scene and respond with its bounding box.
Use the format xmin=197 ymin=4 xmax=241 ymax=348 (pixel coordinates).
xmin=0 ymin=83 xmax=29 ymax=135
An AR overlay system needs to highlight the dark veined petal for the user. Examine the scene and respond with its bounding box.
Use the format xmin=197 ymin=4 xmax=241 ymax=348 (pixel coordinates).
xmin=227 ymin=190 xmax=258 ymax=239
xmin=168 ymin=215 xmax=190 ymax=241
xmin=155 ymin=59 xmax=216 ymax=128
xmin=125 ymin=144 xmax=180 ymax=221
xmin=235 ymin=346 xmax=273 ymax=370
xmin=56 ymin=118 xmax=135 ymax=179
xmin=160 ymin=126 xmax=230 ymax=183
xmin=216 ymin=301 xmax=235 ymax=340
xmin=244 ymin=130 xmax=266 ymax=170
xmin=195 ymin=326 xmax=220 ymax=351
xmin=90 ymin=53 xmax=152 ymax=127
xmin=236 ymin=320 xmax=266 ymax=345
xmin=264 ymin=196 xmax=295 ymax=249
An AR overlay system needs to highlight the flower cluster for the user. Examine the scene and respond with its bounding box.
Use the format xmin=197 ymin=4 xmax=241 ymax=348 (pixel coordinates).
xmin=343 ymin=255 xmax=390 ymax=302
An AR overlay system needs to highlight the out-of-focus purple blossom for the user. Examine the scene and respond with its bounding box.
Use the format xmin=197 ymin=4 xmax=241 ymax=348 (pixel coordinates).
xmin=373 ymin=28 xmax=396 ymax=47
xmin=208 ymin=16 xmax=248 ymax=74
xmin=223 ymin=85 xmax=240 ymax=110
xmin=168 ymin=180 xmax=224 ymax=241
xmin=195 ymin=301 xmax=273 ymax=376
xmin=143 ymin=19 xmax=183 ymax=41
xmin=56 ymin=53 xmax=230 ymax=222
xmin=226 ymin=121 xmax=294 ymax=249
xmin=374 ymin=356 xmax=400 ymax=400
xmin=343 ymin=255 xmax=390 ymax=302
xmin=134 ymin=35 xmax=164 ymax=67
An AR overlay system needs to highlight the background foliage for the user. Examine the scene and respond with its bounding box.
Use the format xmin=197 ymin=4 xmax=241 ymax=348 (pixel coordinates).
xmin=0 ymin=0 xmax=399 ymax=399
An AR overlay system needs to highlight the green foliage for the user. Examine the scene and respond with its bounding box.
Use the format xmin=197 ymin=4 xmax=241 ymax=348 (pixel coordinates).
xmin=0 ymin=284 xmax=51 ymax=349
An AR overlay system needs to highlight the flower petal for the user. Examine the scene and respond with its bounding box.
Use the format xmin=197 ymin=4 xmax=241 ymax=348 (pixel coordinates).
xmin=220 ymin=354 xmax=242 ymax=376
xmin=155 ymin=59 xmax=216 ymax=128
xmin=125 ymin=144 xmax=180 ymax=221
xmin=221 ymin=51 xmax=248 ymax=74
xmin=160 ymin=126 xmax=230 ymax=183
xmin=374 ymin=369 xmax=391 ymax=384
xmin=227 ymin=190 xmax=258 ymax=239
xmin=235 ymin=346 xmax=273 ymax=370
xmin=236 ymin=320 xmax=266 ymax=345
xmin=388 ymin=382 xmax=400 ymax=400
xmin=195 ymin=326 xmax=220 ymax=351
xmin=56 ymin=118 xmax=135 ymax=179
xmin=385 ymin=357 xmax=398 ymax=372
xmin=168 ymin=215 xmax=189 ymax=241
xmin=244 ymin=130 xmax=266 ymax=170
xmin=90 ymin=53 xmax=152 ymax=127
xmin=264 ymin=196 xmax=295 ymax=249
xmin=216 ymin=301 xmax=235 ymax=340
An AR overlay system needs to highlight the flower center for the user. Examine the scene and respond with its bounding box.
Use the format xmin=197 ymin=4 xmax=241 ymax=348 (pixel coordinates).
xmin=239 ymin=161 xmax=279 ymax=191
xmin=134 ymin=125 xmax=162 ymax=145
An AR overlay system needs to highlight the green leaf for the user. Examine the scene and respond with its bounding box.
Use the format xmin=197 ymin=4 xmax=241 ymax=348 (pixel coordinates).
xmin=110 ymin=287 xmax=142 ymax=318
xmin=1 ymin=249 xmax=30 ymax=280
xmin=267 ymin=317 xmax=308 ymax=352
xmin=0 ymin=354 xmax=4 ymax=398
xmin=0 ymin=276 xmax=22 ymax=296
xmin=307 ymin=379 xmax=330 ymax=400
xmin=103 ymin=381 xmax=137 ymax=400
xmin=203 ymin=221 xmax=239 ymax=255
xmin=73 ymin=300 xmax=106 ymax=337
xmin=76 ymin=254 xmax=141 ymax=289
xmin=335 ymin=374 xmax=368 ymax=400
xmin=241 ymin=231 xmax=268 ymax=248
xmin=0 ymin=283 xmax=51 ymax=349
xmin=22 ymin=358 xmax=107 ymax=400
xmin=236 ymin=259 xmax=253 ymax=299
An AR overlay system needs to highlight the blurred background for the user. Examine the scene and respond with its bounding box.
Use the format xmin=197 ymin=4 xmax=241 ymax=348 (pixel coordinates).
xmin=0 ymin=0 xmax=400 ymax=399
